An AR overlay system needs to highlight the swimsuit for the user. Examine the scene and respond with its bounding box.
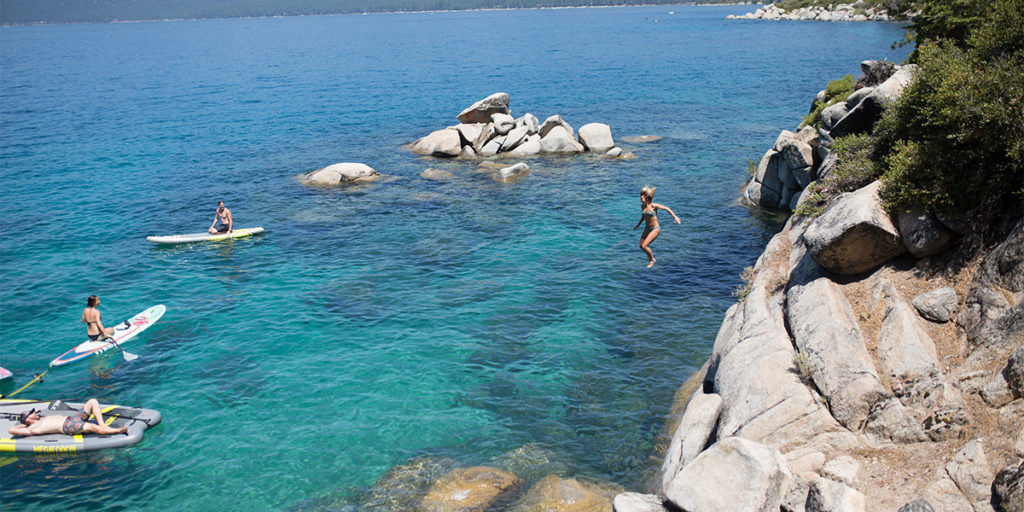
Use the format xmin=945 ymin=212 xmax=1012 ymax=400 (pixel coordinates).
xmin=215 ymin=224 xmax=230 ymax=233
xmin=62 ymin=410 xmax=90 ymax=435
xmin=85 ymin=308 xmax=102 ymax=340
xmin=641 ymin=208 xmax=659 ymax=237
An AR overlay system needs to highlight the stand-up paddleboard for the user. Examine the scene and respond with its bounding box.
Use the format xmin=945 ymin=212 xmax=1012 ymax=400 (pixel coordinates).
xmin=0 ymin=368 xmax=11 ymax=381
xmin=0 ymin=398 xmax=161 ymax=453
xmin=146 ymin=227 xmax=264 ymax=244
xmin=50 ymin=305 xmax=165 ymax=367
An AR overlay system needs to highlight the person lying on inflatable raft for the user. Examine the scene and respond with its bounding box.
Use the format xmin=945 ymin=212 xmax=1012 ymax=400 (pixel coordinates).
xmin=8 ymin=398 xmax=127 ymax=437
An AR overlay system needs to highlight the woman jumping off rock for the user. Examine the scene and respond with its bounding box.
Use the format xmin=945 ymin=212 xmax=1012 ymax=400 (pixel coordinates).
xmin=632 ymin=185 xmax=680 ymax=268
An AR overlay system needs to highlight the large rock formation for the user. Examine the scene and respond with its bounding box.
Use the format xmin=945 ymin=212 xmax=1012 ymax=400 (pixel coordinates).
xmin=621 ymin=192 xmax=1023 ymax=511
xmin=830 ymin=66 xmax=917 ymax=138
xmin=664 ymin=437 xmax=792 ymax=512
xmin=803 ymin=181 xmax=907 ymax=275
xmin=960 ymin=219 xmax=1024 ymax=355
xmin=413 ymin=94 xmax=629 ymax=160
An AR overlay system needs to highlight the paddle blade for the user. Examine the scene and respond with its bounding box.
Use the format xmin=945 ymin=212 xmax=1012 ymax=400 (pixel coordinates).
xmin=121 ymin=351 xmax=139 ymax=361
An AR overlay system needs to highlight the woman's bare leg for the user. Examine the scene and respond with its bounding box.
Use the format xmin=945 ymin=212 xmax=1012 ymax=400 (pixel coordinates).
xmin=640 ymin=229 xmax=660 ymax=268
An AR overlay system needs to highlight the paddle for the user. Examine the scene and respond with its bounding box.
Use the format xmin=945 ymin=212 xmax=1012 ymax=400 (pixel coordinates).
xmin=105 ymin=335 xmax=139 ymax=362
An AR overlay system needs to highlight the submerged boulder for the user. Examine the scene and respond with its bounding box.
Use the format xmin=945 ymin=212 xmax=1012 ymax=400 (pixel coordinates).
xmin=495 ymin=162 xmax=530 ymax=182
xmin=421 ymin=168 xmax=453 ymax=180
xmin=417 ymin=466 xmax=523 ymax=512
xmin=303 ymin=162 xmax=382 ymax=185
xmin=508 ymin=475 xmax=620 ymax=512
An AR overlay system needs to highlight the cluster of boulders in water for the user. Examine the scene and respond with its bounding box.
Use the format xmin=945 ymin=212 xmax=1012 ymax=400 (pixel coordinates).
xmin=335 ymin=445 xmax=627 ymax=511
xmin=611 ymin=62 xmax=1024 ymax=511
xmin=299 ymin=92 xmax=638 ymax=186
xmin=408 ymin=92 xmax=634 ymax=160
xmin=727 ymin=1 xmax=899 ymax=22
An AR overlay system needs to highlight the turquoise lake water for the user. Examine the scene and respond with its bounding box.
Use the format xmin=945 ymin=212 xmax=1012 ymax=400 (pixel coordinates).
xmin=0 ymin=6 xmax=910 ymax=510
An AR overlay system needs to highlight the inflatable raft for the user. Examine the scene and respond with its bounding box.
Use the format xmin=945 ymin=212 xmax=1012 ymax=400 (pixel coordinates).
xmin=0 ymin=398 xmax=161 ymax=454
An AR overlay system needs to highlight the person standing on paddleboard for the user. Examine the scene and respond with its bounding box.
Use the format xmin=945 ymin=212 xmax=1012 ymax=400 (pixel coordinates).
xmin=632 ymin=185 xmax=680 ymax=268
xmin=82 ymin=295 xmax=114 ymax=341
xmin=208 ymin=200 xmax=233 ymax=234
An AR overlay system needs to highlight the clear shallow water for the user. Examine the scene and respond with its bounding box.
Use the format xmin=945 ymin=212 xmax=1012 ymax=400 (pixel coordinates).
xmin=0 ymin=6 xmax=909 ymax=510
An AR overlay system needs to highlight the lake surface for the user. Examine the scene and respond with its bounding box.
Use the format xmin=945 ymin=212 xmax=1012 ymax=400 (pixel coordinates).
xmin=0 ymin=6 xmax=909 ymax=510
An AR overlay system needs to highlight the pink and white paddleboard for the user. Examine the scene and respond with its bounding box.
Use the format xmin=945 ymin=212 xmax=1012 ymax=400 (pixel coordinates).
xmin=50 ymin=305 xmax=166 ymax=367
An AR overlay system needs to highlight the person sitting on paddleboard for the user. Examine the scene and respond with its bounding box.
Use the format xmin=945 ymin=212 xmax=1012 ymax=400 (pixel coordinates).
xmin=632 ymin=185 xmax=681 ymax=268
xmin=8 ymin=399 xmax=127 ymax=437
xmin=208 ymin=200 xmax=233 ymax=234
xmin=82 ymin=295 xmax=114 ymax=341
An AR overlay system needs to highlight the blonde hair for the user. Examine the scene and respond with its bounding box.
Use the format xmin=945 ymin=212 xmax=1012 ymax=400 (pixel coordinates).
xmin=640 ymin=185 xmax=656 ymax=199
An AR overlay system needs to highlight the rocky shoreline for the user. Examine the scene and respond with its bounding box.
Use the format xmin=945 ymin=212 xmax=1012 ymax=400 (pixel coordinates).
xmin=613 ymin=63 xmax=1024 ymax=512
xmin=726 ymin=1 xmax=906 ymax=22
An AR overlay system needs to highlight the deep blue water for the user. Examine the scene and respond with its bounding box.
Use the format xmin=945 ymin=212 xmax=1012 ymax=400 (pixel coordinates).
xmin=0 ymin=6 xmax=909 ymax=510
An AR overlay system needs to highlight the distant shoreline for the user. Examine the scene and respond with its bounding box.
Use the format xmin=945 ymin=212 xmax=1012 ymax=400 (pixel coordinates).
xmin=1 ymin=2 xmax=760 ymax=27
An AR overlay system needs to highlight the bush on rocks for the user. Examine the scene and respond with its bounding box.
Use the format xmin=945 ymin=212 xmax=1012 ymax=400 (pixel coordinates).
xmin=803 ymin=74 xmax=856 ymax=129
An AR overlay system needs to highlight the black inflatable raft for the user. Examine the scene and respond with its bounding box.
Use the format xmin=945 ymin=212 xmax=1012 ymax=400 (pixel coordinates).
xmin=0 ymin=398 xmax=161 ymax=454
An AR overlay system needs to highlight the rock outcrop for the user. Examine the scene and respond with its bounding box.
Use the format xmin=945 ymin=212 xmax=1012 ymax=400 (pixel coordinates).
xmin=457 ymin=92 xmax=510 ymax=124
xmin=664 ymin=437 xmax=792 ymax=512
xmin=803 ymin=181 xmax=907 ymax=276
xmin=743 ymin=64 xmax=918 ymax=214
xmin=623 ymin=192 xmax=1022 ymax=511
xmin=411 ymin=93 xmax=632 ymax=160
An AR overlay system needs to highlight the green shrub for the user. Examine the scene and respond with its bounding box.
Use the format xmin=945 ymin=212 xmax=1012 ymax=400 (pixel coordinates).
xmin=875 ymin=0 xmax=1024 ymax=228
xmin=793 ymin=183 xmax=827 ymax=218
xmin=830 ymin=133 xmax=879 ymax=191
xmin=802 ymin=74 xmax=856 ymax=128
xmin=793 ymin=134 xmax=879 ymax=219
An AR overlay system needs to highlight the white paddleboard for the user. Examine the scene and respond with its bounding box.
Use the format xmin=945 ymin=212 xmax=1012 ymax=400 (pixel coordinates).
xmin=147 ymin=227 xmax=264 ymax=244
xmin=50 ymin=305 xmax=166 ymax=367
